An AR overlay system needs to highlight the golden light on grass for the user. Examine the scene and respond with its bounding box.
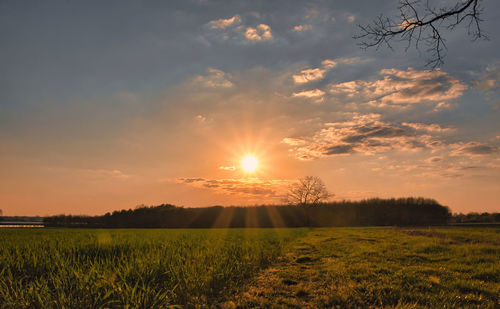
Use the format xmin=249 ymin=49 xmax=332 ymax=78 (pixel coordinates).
xmin=241 ymin=155 xmax=259 ymax=173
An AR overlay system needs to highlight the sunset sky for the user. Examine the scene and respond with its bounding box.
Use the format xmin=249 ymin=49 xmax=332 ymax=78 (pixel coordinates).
xmin=1 ymin=0 xmax=499 ymax=216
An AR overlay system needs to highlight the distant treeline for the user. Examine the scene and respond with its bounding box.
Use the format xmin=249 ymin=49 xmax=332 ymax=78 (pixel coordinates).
xmin=0 ymin=216 xmax=44 ymax=223
xmin=44 ymin=197 xmax=452 ymax=228
xmin=450 ymin=212 xmax=500 ymax=223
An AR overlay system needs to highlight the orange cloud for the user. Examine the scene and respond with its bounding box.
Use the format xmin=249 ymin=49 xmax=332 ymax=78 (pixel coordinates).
xmin=245 ymin=24 xmax=273 ymax=41
xmin=293 ymin=68 xmax=326 ymax=84
xmin=401 ymin=122 xmax=455 ymax=133
xmin=177 ymin=177 xmax=289 ymax=198
xmin=209 ymin=15 xmax=242 ymax=29
xmin=219 ymin=166 xmax=236 ymax=171
xmin=292 ymin=89 xmax=325 ymax=103
xmin=292 ymin=24 xmax=312 ymax=32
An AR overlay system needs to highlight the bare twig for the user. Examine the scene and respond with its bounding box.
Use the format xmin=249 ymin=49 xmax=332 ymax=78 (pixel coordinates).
xmin=354 ymin=0 xmax=486 ymax=67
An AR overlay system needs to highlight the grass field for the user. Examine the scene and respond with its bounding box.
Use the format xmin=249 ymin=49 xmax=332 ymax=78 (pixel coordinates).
xmin=0 ymin=227 xmax=498 ymax=308
xmin=0 ymin=228 xmax=306 ymax=308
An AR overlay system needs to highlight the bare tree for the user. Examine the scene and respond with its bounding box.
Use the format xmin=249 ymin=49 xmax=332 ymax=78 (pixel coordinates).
xmin=284 ymin=176 xmax=332 ymax=206
xmin=354 ymin=0 xmax=487 ymax=67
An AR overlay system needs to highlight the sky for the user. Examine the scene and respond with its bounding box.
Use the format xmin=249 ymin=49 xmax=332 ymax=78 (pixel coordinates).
xmin=1 ymin=0 xmax=499 ymax=216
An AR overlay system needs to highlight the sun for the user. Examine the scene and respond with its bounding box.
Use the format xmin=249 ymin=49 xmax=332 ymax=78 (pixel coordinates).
xmin=241 ymin=155 xmax=259 ymax=173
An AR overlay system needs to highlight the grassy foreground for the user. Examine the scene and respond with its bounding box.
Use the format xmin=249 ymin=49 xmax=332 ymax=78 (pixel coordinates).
xmin=226 ymin=228 xmax=500 ymax=308
xmin=0 ymin=227 xmax=499 ymax=308
xmin=0 ymin=228 xmax=306 ymax=308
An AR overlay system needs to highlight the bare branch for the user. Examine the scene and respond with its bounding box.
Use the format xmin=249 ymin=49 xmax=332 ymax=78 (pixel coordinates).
xmin=354 ymin=0 xmax=487 ymax=68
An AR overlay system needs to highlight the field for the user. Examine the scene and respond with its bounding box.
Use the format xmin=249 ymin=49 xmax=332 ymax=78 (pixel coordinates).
xmin=0 ymin=227 xmax=498 ymax=308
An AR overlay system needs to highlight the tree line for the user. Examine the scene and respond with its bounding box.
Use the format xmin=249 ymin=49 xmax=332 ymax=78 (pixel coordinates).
xmin=450 ymin=212 xmax=500 ymax=224
xmin=44 ymin=197 xmax=452 ymax=228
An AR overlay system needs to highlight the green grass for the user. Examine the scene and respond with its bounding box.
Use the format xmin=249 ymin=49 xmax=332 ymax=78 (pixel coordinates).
xmin=1 ymin=227 xmax=499 ymax=308
xmin=0 ymin=228 xmax=306 ymax=308
xmin=229 ymin=227 xmax=500 ymax=308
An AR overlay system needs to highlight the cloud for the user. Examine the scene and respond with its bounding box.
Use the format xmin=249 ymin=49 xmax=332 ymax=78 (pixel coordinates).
xmin=209 ymin=15 xmax=242 ymax=29
xmin=192 ymin=68 xmax=233 ymax=88
xmin=177 ymin=178 xmax=204 ymax=183
xmin=292 ymin=24 xmax=312 ymax=32
xmin=334 ymin=57 xmax=372 ymax=65
xmin=433 ymin=101 xmax=457 ymax=112
xmin=281 ymin=137 xmax=307 ymax=146
xmin=472 ymin=63 xmax=500 ymax=92
xmin=206 ymin=16 xmax=272 ymax=44
xmin=219 ymin=165 xmax=236 ymax=171
xmin=292 ymin=60 xmax=334 ymax=85
xmin=244 ymin=24 xmax=273 ymax=41
xmin=292 ymin=89 xmax=325 ymax=103
xmin=293 ymin=68 xmax=327 ymax=84
xmin=321 ymin=59 xmax=337 ymax=69
xmin=282 ymin=113 xmax=450 ymax=160
xmin=292 ymin=57 xmax=372 ymax=85
xmin=177 ymin=177 xmax=289 ymax=197
xmin=451 ymin=142 xmax=499 ymax=156
xmin=402 ymin=122 xmax=455 ymax=133
xmin=44 ymin=166 xmax=132 ymax=180
xmin=327 ymin=68 xmax=467 ymax=108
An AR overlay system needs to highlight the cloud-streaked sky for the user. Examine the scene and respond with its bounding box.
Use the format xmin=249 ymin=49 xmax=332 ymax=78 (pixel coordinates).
xmin=1 ymin=0 xmax=499 ymax=215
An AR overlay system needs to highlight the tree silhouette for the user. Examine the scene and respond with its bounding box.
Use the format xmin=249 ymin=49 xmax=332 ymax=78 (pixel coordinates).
xmin=284 ymin=176 xmax=332 ymax=206
xmin=354 ymin=0 xmax=486 ymax=67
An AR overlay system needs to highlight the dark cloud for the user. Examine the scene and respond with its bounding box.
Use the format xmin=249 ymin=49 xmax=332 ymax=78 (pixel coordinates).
xmin=177 ymin=177 xmax=289 ymax=198
xmin=327 ymin=68 xmax=466 ymax=109
xmin=325 ymin=144 xmax=354 ymax=155
xmin=283 ymin=113 xmax=441 ymax=159
xmin=282 ymin=113 xmax=499 ymax=164
xmin=179 ymin=178 xmax=205 ymax=183
xmin=457 ymin=143 xmax=498 ymax=155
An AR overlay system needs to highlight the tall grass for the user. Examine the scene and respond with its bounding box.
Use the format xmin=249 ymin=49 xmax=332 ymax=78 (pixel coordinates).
xmin=0 ymin=228 xmax=306 ymax=308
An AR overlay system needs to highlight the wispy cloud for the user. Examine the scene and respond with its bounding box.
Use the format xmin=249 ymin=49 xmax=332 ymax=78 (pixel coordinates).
xmin=293 ymin=68 xmax=327 ymax=84
xmin=292 ymin=89 xmax=325 ymax=103
xmin=451 ymin=142 xmax=499 ymax=156
xmin=192 ymin=68 xmax=233 ymax=88
xmin=219 ymin=165 xmax=236 ymax=171
xmin=209 ymin=15 xmax=242 ymax=29
xmin=472 ymin=63 xmax=500 ymax=92
xmin=292 ymin=57 xmax=371 ymax=85
xmin=401 ymin=122 xmax=455 ymax=133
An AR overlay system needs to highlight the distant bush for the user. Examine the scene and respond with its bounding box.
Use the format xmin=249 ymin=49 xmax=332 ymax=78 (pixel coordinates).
xmin=44 ymin=197 xmax=451 ymax=228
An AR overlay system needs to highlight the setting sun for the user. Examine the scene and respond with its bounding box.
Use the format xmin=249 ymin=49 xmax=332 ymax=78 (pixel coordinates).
xmin=241 ymin=155 xmax=259 ymax=173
